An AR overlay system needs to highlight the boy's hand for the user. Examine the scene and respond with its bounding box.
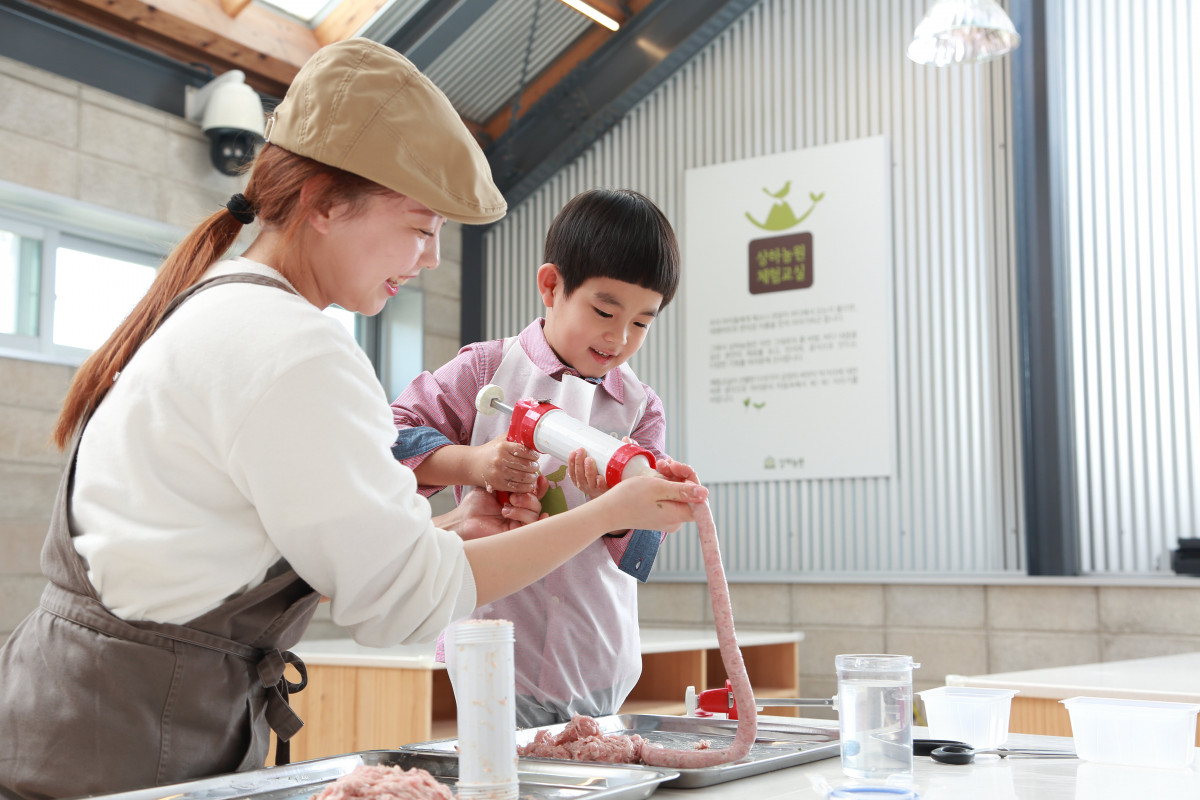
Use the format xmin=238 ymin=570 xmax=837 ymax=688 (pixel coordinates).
xmin=476 ymin=433 xmax=540 ymax=495
xmin=566 ymin=447 xmax=608 ymax=499
xmin=654 ymin=454 xmax=701 ymax=485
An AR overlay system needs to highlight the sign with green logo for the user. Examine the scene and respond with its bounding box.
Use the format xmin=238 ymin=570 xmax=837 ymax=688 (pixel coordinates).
xmin=683 ymin=136 xmax=895 ymax=482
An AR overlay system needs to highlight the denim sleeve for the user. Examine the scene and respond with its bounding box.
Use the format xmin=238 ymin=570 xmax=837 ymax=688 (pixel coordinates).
xmin=392 ymin=426 xmax=455 ymax=462
xmin=617 ymin=529 xmax=663 ymax=582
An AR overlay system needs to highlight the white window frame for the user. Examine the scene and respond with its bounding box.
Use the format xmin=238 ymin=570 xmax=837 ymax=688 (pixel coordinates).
xmin=0 ymin=180 xmax=180 ymax=366
xmin=0 ymin=180 xmax=424 ymax=384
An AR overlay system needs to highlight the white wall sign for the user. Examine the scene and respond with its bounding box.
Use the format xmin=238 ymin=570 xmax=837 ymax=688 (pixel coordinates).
xmin=683 ymin=135 xmax=895 ymax=483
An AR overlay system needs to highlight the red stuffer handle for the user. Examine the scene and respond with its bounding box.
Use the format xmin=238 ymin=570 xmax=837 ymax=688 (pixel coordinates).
xmin=696 ymin=679 xmax=741 ymax=720
xmin=495 ymin=398 xmax=558 ymax=506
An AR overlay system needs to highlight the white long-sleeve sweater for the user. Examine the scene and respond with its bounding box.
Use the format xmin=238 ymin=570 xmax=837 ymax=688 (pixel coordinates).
xmin=70 ymin=258 xmax=475 ymax=646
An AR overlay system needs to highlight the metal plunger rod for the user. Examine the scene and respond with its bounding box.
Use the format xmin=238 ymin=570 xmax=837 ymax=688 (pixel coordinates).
xmin=488 ymin=397 xmax=515 ymax=417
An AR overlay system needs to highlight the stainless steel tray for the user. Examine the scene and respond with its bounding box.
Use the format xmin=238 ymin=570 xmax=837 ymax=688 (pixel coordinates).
xmin=75 ymin=749 xmax=678 ymax=800
xmin=403 ymin=714 xmax=841 ymax=789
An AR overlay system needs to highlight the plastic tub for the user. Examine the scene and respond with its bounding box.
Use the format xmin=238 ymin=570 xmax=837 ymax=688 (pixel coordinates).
xmin=918 ymin=687 xmax=1018 ymax=750
xmin=1061 ymin=696 xmax=1200 ymax=769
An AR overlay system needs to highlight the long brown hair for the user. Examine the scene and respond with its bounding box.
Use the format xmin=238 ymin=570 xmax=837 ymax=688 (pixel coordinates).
xmin=52 ymin=144 xmax=386 ymax=449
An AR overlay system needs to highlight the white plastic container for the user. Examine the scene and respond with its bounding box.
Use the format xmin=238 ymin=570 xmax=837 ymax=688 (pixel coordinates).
xmin=1061 ymin=696 xmax=1200 ymax=769
xmin=451 ymin=619 xmax=518 ymax=800
xmin=918 ymin=686 xmax=1019 ymax=750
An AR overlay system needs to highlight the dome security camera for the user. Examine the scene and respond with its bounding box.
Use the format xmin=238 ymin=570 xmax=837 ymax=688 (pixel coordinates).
xmin=184 ymin=71 xmax=266 ymax=176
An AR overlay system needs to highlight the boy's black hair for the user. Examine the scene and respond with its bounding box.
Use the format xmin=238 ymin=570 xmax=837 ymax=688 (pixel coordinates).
xmin=543 ymin=189 xmax=680 ymax=308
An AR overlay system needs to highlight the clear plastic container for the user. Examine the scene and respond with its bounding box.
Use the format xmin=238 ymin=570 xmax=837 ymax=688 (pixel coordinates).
xmin=1061 ymin=696 xmax=1200 ymax=769
xmin=918 ymin=686 xmax=1019 ymax=750
xmin=835 ymin=654 xmax=920 ymax=780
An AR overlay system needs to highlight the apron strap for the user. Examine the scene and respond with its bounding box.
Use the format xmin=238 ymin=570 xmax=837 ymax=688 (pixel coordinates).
xmin=257 ymin=649 xmax=309 ymax=765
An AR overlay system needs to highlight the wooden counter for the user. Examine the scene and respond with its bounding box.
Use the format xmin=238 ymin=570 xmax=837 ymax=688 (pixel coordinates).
xmin=947 ymin=651 xmax=1200 ymax=744
xmin=283 ymin=627 xmax=802 ymax=761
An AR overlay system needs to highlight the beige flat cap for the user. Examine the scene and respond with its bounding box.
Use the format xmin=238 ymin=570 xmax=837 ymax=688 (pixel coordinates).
xmin=267 ymin=38 xmax=506 ymax=225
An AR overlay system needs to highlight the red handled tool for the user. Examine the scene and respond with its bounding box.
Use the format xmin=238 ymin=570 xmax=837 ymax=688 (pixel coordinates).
xmin=475 ymin=384 xmax=658 ymax=505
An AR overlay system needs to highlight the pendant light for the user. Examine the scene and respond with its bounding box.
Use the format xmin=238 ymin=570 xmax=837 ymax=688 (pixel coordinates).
xmin=907 ymin=0 xmax=1020 ymax=67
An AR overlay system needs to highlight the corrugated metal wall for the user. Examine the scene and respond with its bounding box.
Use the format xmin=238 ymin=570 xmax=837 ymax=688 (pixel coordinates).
xmin=1057 ymin=1 xmax=1200 ymax=573
xmin=483 ymin=0 xmax=1026 ymax=578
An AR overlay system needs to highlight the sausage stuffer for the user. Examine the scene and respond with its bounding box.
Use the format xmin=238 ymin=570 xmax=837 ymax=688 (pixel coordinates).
xmin=475 ymin=384 xmax=659 ymax=504
xmin=686 ymin=680 xmax=836 ymax=720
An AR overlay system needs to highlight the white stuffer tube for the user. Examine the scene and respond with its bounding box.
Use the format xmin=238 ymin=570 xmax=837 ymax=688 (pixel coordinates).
xmin=474 ymin=384 xmax=657 ymax=488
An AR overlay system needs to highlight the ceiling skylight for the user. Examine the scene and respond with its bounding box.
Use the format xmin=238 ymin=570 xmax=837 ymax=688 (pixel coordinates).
xmin=256 ymin=0 xmax=339 ymax=25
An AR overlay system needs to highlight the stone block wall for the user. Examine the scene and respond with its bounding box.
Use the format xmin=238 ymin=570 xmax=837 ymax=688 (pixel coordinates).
xmin=0 ymin=358 xmax=72 ymax=636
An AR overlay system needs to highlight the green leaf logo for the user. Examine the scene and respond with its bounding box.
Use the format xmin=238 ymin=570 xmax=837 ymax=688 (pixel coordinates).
xmin=745 ymin=183 xmax=825 ymax=231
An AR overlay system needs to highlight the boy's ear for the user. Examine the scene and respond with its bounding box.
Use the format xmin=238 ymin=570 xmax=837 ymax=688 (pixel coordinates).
xmin=536 ymin=263 xmax=562 ymax=308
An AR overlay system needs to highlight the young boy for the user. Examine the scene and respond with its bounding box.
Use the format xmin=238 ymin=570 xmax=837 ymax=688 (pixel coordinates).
xmin=391 ymin=188 xmax=682 ymax=727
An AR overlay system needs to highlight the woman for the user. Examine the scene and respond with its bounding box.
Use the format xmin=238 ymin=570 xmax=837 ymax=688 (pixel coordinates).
xmin=0 ymin=39 xmax=705 ymax=800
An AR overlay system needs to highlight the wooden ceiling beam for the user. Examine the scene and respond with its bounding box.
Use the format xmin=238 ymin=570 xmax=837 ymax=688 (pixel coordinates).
xmin=23 ymin=0 xmax=318 ymax=97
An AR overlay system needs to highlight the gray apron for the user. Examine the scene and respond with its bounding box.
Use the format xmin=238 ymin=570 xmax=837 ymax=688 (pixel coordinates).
xmin=0 ymin=275 xmax=322 ymax=800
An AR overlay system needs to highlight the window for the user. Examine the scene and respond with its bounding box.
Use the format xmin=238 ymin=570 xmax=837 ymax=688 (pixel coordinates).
xmin=0 ymin=182 xmax=423 ymax=383
xmin=255 ymin=0 xmax=340 ymax=24
xmin=376 ymin=287 xmax=423 ymax=402
xmin=52 ymin=239 xmax=159 ymax=351
xmin=0 ymin=204 xmax=172 ymax=365
xmin=346 ymin=287 xmax=424 ymax=402
xmin=0 ymin=223 xmax=40 ymax=339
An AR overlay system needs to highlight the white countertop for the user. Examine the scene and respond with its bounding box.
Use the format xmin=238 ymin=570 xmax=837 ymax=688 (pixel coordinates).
xmin=653 ymin=720 xmax=1200 ymax=799
xmin=946 ymin=651 xmax=1200 ymax=703
xmin=638 ymin=627 xmax=802 ymax=655
xmin=292 ymin=627 xmax=803 ymax=668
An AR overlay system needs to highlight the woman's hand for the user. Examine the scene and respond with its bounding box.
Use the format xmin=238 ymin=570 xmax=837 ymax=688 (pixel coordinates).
xmin=596 ymin=473 xmax=708 ymax=534
xmin=440 ymin=475 xmax=549 ymax=540
xmin=474 ymin=433 xmax=540 ymax=495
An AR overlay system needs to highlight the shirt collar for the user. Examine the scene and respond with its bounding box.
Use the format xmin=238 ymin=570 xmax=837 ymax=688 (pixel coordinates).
xmin=518 ymin=318 xmax=626 ymax=404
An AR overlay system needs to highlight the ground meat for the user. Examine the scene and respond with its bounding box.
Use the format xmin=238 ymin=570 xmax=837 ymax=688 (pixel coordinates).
xmin=518 ymin=714 xmax=648 ymax=763
xmin=519 ymin=502 xmax=757 ymax=771
xmin=311 ymin=765 xmax=452 ymax=800
xmin=517 ymin=714 xmax=715 ymax=764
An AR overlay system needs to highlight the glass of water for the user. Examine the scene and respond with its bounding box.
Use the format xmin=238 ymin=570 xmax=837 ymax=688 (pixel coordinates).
xmin=835 ymin=654 xmax=921 ymax=779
